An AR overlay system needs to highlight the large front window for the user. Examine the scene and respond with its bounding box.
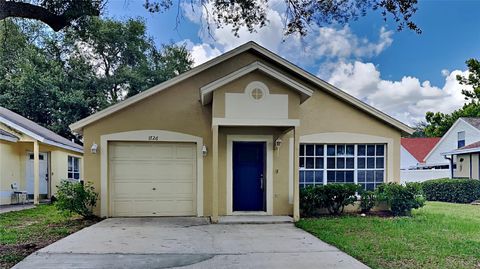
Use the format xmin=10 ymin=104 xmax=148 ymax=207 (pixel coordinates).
xmin=299 ymin=144 xmax=385 ymax=191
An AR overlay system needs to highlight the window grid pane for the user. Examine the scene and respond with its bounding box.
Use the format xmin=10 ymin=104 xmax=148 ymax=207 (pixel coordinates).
xmin=300 ymin=143 xmax=385 ymax=190
xmin=68 ymin=156 xmax=81 ymax=181
xmin=299 ymin=144 xmax=325 ymax=187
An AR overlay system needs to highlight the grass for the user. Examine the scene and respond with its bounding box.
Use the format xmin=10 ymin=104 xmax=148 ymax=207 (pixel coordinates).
xmin=0 ymin=204 xmax=99 ymax=268
xmin=296 ymin=202 xmax=480 ymax=269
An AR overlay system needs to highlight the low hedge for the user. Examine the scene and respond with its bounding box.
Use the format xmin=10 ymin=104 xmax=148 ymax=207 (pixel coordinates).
xmin=422 ymin=178 xmax=480 ymax=203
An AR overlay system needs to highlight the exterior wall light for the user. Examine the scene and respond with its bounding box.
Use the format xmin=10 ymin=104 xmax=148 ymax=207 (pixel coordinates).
xmin=275 ymin=138 xmax=282 ymax=150
xmin=202 ymin=145 xmax=208 ymax=157
xmin=91 ymin=143 xmax=98 ymax=154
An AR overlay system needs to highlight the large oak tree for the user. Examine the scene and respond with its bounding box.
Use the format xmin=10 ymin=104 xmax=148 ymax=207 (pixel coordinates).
xmin=1 ymin=0 xmax=421 ymax=36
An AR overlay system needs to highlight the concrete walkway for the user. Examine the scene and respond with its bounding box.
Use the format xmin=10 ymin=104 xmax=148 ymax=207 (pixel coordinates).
xmin=0 ymin=204 xmax=35 ymax=214
xmin=14 ymin=217 xmax=369 ymax=269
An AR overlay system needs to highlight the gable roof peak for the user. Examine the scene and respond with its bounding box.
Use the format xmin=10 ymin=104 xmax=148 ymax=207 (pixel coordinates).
xmin=401 ymin=137 xmax=441 ymax=163
xmin=70 ymin=41 xmax=413 ymax=135
xmin=0 ymin=107 xmax=82 ymax=153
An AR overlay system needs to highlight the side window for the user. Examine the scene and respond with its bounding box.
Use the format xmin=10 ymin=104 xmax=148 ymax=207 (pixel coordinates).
xmin=68 ymin=156 xmax=81 ymax=180
xmin=458 ymin=131 xmax=465 ymax=148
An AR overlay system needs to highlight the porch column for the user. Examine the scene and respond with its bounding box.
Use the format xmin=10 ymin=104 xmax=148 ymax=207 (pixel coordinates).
xmin=33 ymin=140 xmax=40 ymax=205
xmin=293 ymin=127 xmax=300 ymax=221
xmin=211 ymin=125 xmax=219 ymax=223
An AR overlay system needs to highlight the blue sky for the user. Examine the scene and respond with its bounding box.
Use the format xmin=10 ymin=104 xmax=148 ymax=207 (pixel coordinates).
xmin=105 ymin=0 xmax=479 ymax=125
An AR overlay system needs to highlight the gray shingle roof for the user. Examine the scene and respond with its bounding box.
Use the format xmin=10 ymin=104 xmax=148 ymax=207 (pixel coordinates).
xmin=461 ymin=117 xmax=480 ymax=130
xmin=0 ymin=107 xmax=82 ymax=152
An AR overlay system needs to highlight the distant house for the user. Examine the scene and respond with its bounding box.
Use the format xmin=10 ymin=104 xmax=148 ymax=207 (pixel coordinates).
xmin=401 ymin=137 xmax=441 ymax=169
xmin=0 ymin=107 xmax=83 ymax=205
xmin=443 ymin=141 xmax=480 ymax=179
xmin=424 ymin=118 xmax=480 ymax=169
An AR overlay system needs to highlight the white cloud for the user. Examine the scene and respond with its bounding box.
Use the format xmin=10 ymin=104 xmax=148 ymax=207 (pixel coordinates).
xmin=441 ymin=69 xmax=450 ymax=77
xmin=182 ymin=40 xmax=222 ymax=66
xmin=180 ymin=1 xmax=393 ymax=67
xmin=326 ymin=61 xmax=469 ymax=125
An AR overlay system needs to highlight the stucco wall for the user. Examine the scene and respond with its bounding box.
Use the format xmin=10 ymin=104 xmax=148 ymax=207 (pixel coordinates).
xmin=297 ymin=88 xmax=402 ymax=183
xmin=0 ymin=140 xmax=83 ymax=204
xmin=81 ymin=50 xmax=403 ymax=217
xmin=0 ymin=141 xmax=21 ymax=204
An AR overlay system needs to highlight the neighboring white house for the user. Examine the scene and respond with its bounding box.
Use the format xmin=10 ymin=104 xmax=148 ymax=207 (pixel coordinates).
xmin=425 ymin=118 xmax=480 ymax=168
xmin=400 ymin=118 xmax=480 ymax=183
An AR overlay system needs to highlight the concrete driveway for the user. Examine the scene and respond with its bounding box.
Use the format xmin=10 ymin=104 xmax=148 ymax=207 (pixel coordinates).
xmin=14 ymin=218 xmax=369 ymax=269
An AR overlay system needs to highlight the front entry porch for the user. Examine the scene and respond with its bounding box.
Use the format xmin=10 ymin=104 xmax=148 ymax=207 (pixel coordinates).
xmin=211 ymin=125 xmax=300 ymax=223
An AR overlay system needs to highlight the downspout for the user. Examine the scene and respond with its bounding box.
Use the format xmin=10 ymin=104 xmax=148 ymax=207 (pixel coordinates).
xmin=470 ymin=153 xmax=473 ymax=179
xmin=444 ymin=155 xmax=453 ymax=179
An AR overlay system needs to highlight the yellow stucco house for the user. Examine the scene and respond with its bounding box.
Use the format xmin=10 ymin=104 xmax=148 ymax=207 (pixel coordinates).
xmin=0 ymin=107 xmax=83 ymax=205
xmin=70 ymin=42 xmax=413 ymax=221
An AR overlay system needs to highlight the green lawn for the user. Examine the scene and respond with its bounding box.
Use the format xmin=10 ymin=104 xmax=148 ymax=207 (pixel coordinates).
xmin=0 ymin=204 xmax=99 ymax=268
xmin=296 ymin=202 xmax=480 ymax=269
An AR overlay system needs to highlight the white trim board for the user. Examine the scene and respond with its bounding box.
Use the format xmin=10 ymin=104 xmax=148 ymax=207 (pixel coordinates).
xmin=100 ymin=130 xmax=204 ymax=217
xmin=200 ymin=61 xmax=313 ymax=105
xmin=70 ymin=42 xmax=413 ymax=135
xmin=213 ymin=118 xmax=300 ymax=127
xmin=288 ymin=137 xmax=294 ymax=204
xmin=226 ymin=135 xmax=274 ymax=215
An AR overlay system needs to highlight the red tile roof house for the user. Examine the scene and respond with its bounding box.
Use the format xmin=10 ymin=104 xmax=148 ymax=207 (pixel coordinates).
xmin=401 ymin=137 xmax=441 ymax=170
xmin=400 ymin=137 xmax=452 ymax=183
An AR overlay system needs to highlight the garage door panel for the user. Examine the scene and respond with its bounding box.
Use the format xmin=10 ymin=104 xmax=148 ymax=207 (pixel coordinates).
xmin=112 ymin=200 xmax=194 ymax=216
xmin=110 ymin=161 xmax=195 ymax=180
xmin=113 ymin=182 xmax=194 ymax=197
xmin=176 ymin=145 xmax=196 ymax=159
xmin=109 ymin=142 xmax=196 ymax=217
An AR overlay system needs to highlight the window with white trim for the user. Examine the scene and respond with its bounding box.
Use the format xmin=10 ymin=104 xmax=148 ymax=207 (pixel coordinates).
xmin=299 ymin=144 xmax=324 ymax=188
xmin=68 ymin=156 xmax=80 ymax=180
xmin=458 ymin=131 xmax=465 ymax=148
xmin=299 ymin=144 xmax=386 ymax=191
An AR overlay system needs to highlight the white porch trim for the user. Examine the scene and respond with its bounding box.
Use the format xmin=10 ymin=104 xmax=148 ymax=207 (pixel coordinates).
xmin=226 ymin=135 xmax=274 ymax=215
xmin=200 ymin=61 xmax=313 ymax=105
xmin=213 ymin=117 xmax=300 ymax=127
xmin=100 ymin=130 xmax=204 ymax=217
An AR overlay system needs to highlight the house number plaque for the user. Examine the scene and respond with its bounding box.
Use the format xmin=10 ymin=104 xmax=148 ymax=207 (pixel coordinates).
xmin=148 ymin=136 xmax=159 ymax=141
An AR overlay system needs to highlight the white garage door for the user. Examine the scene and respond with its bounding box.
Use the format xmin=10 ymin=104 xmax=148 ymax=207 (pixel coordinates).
xmin=109 ymin=141 xmax=196 ymax=217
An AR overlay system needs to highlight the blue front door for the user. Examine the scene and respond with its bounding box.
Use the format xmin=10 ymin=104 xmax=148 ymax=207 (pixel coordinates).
xmin=233 ymin=142 xmax=266 ymax=211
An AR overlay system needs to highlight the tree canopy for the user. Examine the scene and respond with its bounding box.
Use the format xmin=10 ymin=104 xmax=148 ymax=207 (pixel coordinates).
xmin=421 ymin=59 xmax=480 ymax=137
xmin=0 ymin=18 xmax=193 ymax=141
xmin=1 ymin=0 xmax=421 ymax=36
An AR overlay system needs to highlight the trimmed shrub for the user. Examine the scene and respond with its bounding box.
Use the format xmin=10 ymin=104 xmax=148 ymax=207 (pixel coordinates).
xmin=55 ymin=180 xmax=98 ymax=218
xmin=422 ymin=178 xmax=480 ymax=203
xmin=300 ymin=184 xmax=360 ymax=216
xmin=376 ymin=183 xmax=425 ymax=216
xmin=359 ymin=190 xmax=376 ymax=213
xmin=300 ymin=186 xmax=320 ymax=217
xmin=318 ymin=184 xmax=360 ymax=215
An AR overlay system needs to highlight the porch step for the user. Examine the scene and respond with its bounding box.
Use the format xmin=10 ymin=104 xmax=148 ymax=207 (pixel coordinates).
xmin=217 ymin=215 xmax=294 ymax=224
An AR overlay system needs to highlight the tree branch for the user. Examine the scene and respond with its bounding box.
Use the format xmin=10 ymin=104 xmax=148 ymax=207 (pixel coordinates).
xmin=0 ymin=0 xmax=99 ymax=31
